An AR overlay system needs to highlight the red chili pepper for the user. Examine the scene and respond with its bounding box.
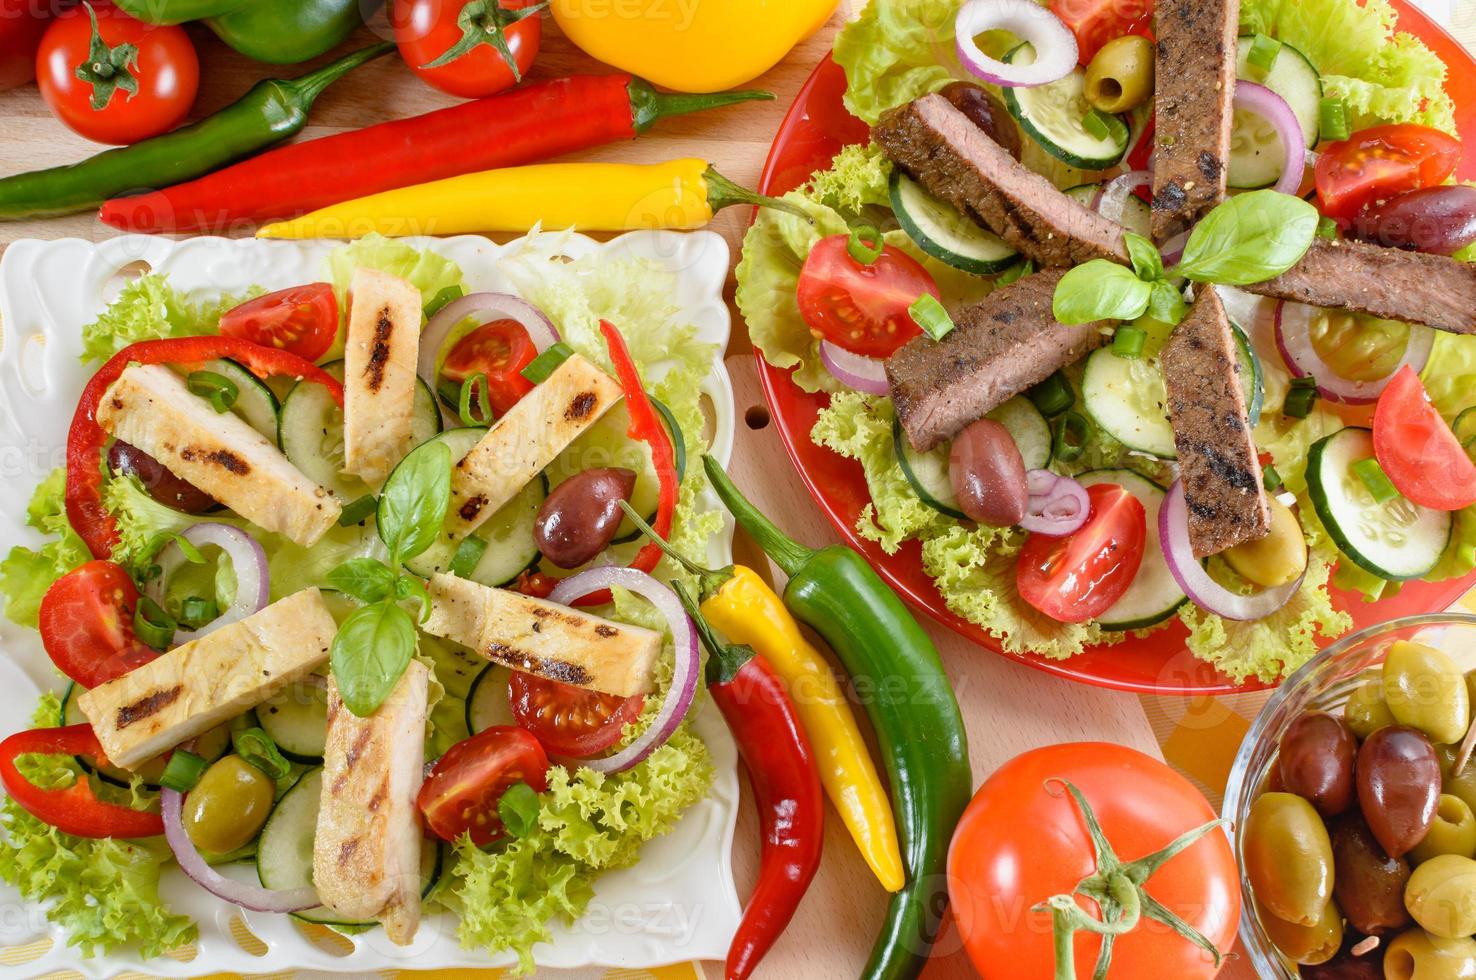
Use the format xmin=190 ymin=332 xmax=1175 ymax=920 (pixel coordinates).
xmin=675 ymin=583 xmax=822 ymax=980
xmin=572 ymin=321 xmax=680 ymax=607
xmin=98 ymin=76 xmax=772 ymax=234
xmin=67 ymin=337 xmax=344 ymax=560
xmin=0 ymin=724 xmax=165 ymax=838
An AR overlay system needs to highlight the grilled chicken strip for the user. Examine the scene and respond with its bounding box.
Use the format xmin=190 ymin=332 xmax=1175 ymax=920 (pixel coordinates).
xmin=343 ymin=268 xmax=423 ymax=486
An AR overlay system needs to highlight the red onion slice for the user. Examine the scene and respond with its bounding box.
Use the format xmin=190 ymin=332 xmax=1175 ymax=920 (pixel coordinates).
xmin=955 ymin=0 xmax=1077 ymax=88
xmin=1020 ymin=469 xmax=1090 ymax=535
xmin=548 ymin=567 xmax=699 ymax=774
xmin=1160 ymin=231 xmax=1190 ymax=266
xmin=417 ymin=292 xmax=560 ymax=390
xmin=1233 ymin=81 xmax=1306 ymax=195
xmin=162 ymin=789 xmax=320 ymax=913
xmin=144 ymin=523 xmax=268 ymax=644
xmin=1096 ymin=170 xmax=1152 ymax=225
xmin=1273 ymin=300 xmax=1434 ymax=404
xmin=1159 ymin=481 xmax=1304 ymax=621
xmin=819 ymin=340 xmax=890 ymax=396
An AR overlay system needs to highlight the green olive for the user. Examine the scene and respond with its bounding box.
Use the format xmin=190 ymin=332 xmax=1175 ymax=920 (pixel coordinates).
xmin=1407 ymin=854 xmax=1476 ymax=938
xmin=1346 ymin=673 xmax=1397 ymax=740
xmin=1414 ymin=795 xmax=1476 ymax=865
xmin=1256 ymin=897 xmax=1342 ymax=965
xmin=193 ymin=723 xmax=232 ymax=764
xmin=1224 ymin=497 xmax=1308 ymax=588
xmin=1385 ymin=929 xmax=1476 ymax=980
xmin=1385 ymin=641 xmax=1471 ymax=745
xmin=1083 ymin=35 xmax=1155 ymax=114
xmin=1244 ymin=792 xmax=1336 ymax=926
xmin=182 ymin=756 xmax=275 ymax=855
xmin=1442 ymin=745 xmax=1476 ymax=817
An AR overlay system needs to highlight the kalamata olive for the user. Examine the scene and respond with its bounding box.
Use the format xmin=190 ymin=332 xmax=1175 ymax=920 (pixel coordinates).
xmin=1383 ymin=641 xmax=1470 ymax=746
xmin=1301 ymin=939 xmax=1387 ymax=980
xmin=1406 ymin=854 xmax=1476 ymax=938
xmin=939 ymin=82 xmax=1022 ymax=161
xmin=948 ymin=418 xmax=1028 ymax=526
xmin=1351 ymin=185 xmax=1476 ymax=256
xmin=1332 ymin=812 xmax=1412 ymax=936
xmin=1244 ymin=792 xmax=1335 ymax=926
xmin=107 ymin=439 xmax=217 ymax=514
xmin=1279 ymin=711 xmax=1358 ymax=816
xmin=535 ymin=467 xmax=637 ymax=569
xmin=1358 ymin=726 xmax=1441 ymax=859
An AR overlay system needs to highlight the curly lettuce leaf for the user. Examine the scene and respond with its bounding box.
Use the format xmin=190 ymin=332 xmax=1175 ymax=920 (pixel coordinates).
xmin=1422 ymin=331 xmax=1476 ymax=420
xmin=1 ymin=469 xmax=89 ymax=627
xmin=833 ymin=0 xmax=960 ymax=125
xmin=79 ymin=275 xmax=249 ymax=364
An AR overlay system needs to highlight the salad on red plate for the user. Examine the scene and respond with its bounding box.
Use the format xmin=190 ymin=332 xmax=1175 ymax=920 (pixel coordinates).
xmin=739 ymin=0 xmax=1476 ymax=684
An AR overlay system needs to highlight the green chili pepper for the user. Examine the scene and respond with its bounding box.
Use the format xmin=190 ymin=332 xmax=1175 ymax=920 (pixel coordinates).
xmin=110 ymin=0 xmax=371 ymax=65
xmin=0 ymin=43 xmax=392 ymax=220
xmin=702 ymin=455 xmax=972 ymax=980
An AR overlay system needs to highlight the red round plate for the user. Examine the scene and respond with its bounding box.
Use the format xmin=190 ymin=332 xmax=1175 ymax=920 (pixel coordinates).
xmin=752 ymin=4 xmax=1476 ymax=695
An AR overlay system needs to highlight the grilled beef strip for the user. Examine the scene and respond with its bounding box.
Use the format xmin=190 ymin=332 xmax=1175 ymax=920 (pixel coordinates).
xmin=874 ymin=94 xmax=1128 ymax=267
xmin=887 ymin=269 xmax=1108 ymax=451
xmin=1151 ymin=0 xmax=1239 ymax=241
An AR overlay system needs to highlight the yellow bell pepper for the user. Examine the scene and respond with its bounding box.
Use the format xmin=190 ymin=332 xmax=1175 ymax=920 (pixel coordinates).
xmin=256 ymin=159 xmax=801 ymax=239
xmin=551 ymin=0 xmax=839 ymax=94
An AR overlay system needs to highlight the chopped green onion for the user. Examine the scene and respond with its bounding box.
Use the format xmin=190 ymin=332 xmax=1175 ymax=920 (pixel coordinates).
xmin=908 ymin=294 xmax=955 ymax=341
xmin=450 ymin=536 xmax=489 ymax=578
xmin=997 ymin=258 xmax=1034 ymax=286
xmin=180 ymin=596 xmax=219 ymax=629
xmin=1284 ymin=376 xmax=1319 ymax=419
xmin=1352 ymin=457 xmax=1401 ymax=504
xmin=160 ymin=750 xmax=209 ymax=793
xmin=1246 ymin=33 xmax=1283 ymax=77
xmin=1111 ymin=326 xmax=1147 ymax=359
xmin=1316 ymin=215 xmax=1339 ymax=239
xmin=424 ymin=284 xmax=464 ymax=320
xmin=1052 ymin=411 xmax=1093 ymax=463
xmin=458 ymin=373 xmax=495 ymax=427
xmin=1026 ymin=371 xmax=1074 ymax=417
xmin=338 ymin=494 xmax=377 ymax=527
xmin=1082 ymin=109 xmax=1127 ymax=145
xmin=134 ymin=597 xmax=176 ymax=651
xmin=187 ymin=370 xmax=238 ymax=414
xmin=846 ymin=224 xmax=884 ymax=265
xmin=232 ymin=727 xmax=291 ymax=781
xmin=1262 ymin=464 xmax=1283 ymax=493
xmin=520 ymin=341 xmax=575 ymax=385
xmin=1319 ymin=97 xmax=1350 ymax=142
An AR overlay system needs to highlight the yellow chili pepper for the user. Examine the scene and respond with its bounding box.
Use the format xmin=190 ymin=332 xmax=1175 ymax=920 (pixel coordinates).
xmin=256 ymin=159 xmax=806 ymax=240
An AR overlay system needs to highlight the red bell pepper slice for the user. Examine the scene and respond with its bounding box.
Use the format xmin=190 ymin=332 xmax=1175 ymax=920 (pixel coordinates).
xmin=67 ymin=337 xmax=345 ymax=560
xmin=0 ymin=724 xmax=164 ymax=838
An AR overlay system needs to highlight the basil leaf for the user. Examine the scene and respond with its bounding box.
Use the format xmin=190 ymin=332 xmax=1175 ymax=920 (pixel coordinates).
xmin=330 ymin=601 xmax=417 ymax=717
xmin=1123 ymin=232 xmax=1164 ymax=283
xmin=376 ymin=440 xmax=452 ymax=564
xmin=1147 ymin=280 xmax=1187 ymax=325
xmin=1172 ymin=190 xmax=1320 ymax=286
xmin=1052 ymin=260 xmax=1153 ymax=325
xmin=395 ymin=575 xmax=432 ymax=623
xmin=327 ymin=558 xmax=398 ymax=604
xmin=498 ymin=782 xmax=540 ymax=839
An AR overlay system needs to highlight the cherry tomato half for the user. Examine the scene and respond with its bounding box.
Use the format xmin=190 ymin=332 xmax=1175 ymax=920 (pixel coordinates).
xmin=1049 ymin=0 xmax=1153 ymax=64
xmin=796 ymin=235 xmax=941 ymax=359
xmin=441 ymin=319 xmax=537 ymax=416
xmin=1373 ymin=365 xmax=1476 ymax=511
xmin=509 ymin=672 xmax=645 ymax=759
xmin=1314 ymin=124 xmax=1462 ymax=221
xmin=219 ymin=283 xmax=339 ymax=362
xmin=38 ymin=560 xmax=156 ymax=689
xmin=391 ymin=0 xmax=543 ymax=100
xmin=37 ymin=1 xmax=198 ymax=146
xmin=1016 ymin=482 xmax=1146 ymax=623
xmin=417 ymin=725 xmax=550 ymax=847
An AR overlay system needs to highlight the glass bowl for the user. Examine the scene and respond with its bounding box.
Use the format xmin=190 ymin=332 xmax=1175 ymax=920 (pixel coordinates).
xmin=1223 ymin=612 xmax=1476 ymax=978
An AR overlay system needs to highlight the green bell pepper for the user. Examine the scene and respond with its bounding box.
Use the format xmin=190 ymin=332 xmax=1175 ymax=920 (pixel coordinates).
xmin=110 ymin=0 xmax=381 ymax=65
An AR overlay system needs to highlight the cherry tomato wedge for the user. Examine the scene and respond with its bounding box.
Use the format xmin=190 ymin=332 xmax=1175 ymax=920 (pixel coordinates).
xmin=796 ymin=235 xmax=941 ymax=359
xmin=509 ymin=672 xmax=645 ymax=759
xmin=1049 ymin=0 xmax=1154 ymax=64
xmin=1314 ymin=124 xmax=1462 ymax=221
xmin=1373 ymin=365 xmax=1476 ymax=511
xmin=219 ymin=283 xmax=339 ymax=362
xmin=441 ymin=318 xmax=538 ymax=416
xmin=1016 ymin=483 xmax=1146 ymax=623
xmin=418 ymin=725 xmax=550 ymax=847
xmin=38 ymin=560 xmax=156 ymax=689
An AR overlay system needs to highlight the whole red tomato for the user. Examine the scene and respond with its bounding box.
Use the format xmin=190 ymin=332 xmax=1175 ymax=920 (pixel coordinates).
xmin=37 ymin=1 xmax=198 ymax=145
xmin=949 ymin=743 xmax=1239 ymax=980
xmin=391 ymin=0 xmax=544 ymax=99
xmin=0 ymin=0 xmax=56 ymax=92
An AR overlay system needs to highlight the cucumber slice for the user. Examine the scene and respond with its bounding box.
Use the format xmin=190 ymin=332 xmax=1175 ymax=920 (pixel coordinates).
xmin=195 ymin=359 xmax=280 ymax=443
xmin=894 ymin=415 xmax=964 ymax=519
xmin=1003 ymin=46 xmax=1129 ymax=170
xmin=1082 ymin=346 xmax=1179 ymax=459
xmin=1454 ymin=406 xmax=1476 ymax=450
xmin=465 ymin=665 xmax=516 ymax=735
xmin=257 ymin=678 xmax=329 ymax=762
xmin=889 ymin=171 xmax=1019 ymax=274
xmin=1076 ymin=470 xmax=1186 ymax=630
xmin=256 ymin=767 xmax=443 ymax=927
xmin=988 ymin=397 xmax=1052 ymax=470
xmin=1307 ymin=427 xmax=1451 ymax=581
xmin=279 ymin=360 xmax=441 ymax=501
xmin=546 ymin=401 xmax=661 ymax=540
xmin=1231 ymin=318 xmax=1265 ymax=426
xmin=1229 ymin=37 xmax=1322 ymax=189
xmin=1064 ymin=184 xmax=1152 ymax=238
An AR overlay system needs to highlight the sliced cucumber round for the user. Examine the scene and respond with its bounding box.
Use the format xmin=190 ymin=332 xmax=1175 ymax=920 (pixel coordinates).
xmin=257 ymin=678 xmax=329 ymax=763
xmin=1230 ymin=317 xmax=1265 ymax=426
xmin=988 ymin=396 xmax=1052 ymax=470
xmin=894 ymin=415 xmax=965 ymax=519
xmin=1307 ymin=427 xmax=1451 ymax=581
xmin=889 ymin=171 xmax=1019 ymax=275
xmin=1082 ymin=346 xmax=1178 ymax=459
xmin=1229 ymin=37 xmax=1322 ymax=189
xmin=195 ymin=358 xmax=280 ymax=443
xmin=465 ymin=665 xmax=516 ymax=735
xmin=1064 ymin=184 xmax=1152 ymax=238
xmin=1076 ymin=470 xmax=1186 ymax=630
xmin=1003 ymin=46 xmax=1128 ymax=170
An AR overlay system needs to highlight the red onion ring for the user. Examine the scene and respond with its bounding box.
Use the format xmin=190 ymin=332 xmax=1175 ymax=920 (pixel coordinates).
xmin=548 ymin=567 xmax=699 ymax=774
xmin=162 ymin=788 xmax=320 ymax=913
xmin=1159 ymin=481 xmax=1304 ymax=621
xmin=819 ymin=340 xmax=889 ymax=396
xmin=1021 ymin=469 xmax=1090 ymax=535
xmin=144 ymin=523 xmax=268 ymax=644
xmin=417 ymin=292 xmax=559 ymax=390
xmin=1096 ymin=170 xmax=1152 ymax=225
xmin=1233 ymin=81 xmax=1306 ymax=195
xmin=1160 ymin=231 xmax=1189 ymax=267
xmin=955 ymin=0 xmax=1077 ymax=88
xmin=1273 ymin=300 xmax=1434 ymax=404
